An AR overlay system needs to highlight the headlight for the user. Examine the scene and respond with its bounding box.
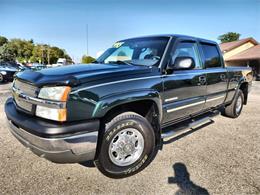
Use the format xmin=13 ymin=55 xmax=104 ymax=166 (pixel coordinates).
xmin=36 ymin=86 xmax=71 ymax=121
xmin=36 ymin=106 xmax=67 ymax=122
xmin=38 ymin=86 xmax=71 ymax=101
xmin=0 ymin=71 xmax=7 ymax=75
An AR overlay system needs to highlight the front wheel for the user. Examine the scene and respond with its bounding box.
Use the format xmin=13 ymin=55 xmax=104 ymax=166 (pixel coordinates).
xmin=95 ymin=112 xmax=156 ymax=178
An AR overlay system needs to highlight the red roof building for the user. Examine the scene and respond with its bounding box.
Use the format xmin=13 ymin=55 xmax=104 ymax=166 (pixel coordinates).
xmin=219 ymin=38 xmax=260 ymax=77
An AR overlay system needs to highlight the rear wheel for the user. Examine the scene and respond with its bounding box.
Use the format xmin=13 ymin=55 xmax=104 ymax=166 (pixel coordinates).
xmin=95 ymin=112 xmax=156 ymax=178
xmin=223 ymin=89 xmax=244 ymax=118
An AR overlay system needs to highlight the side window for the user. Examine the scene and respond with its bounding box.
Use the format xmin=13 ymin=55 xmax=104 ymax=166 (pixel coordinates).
xmin=201 ymin=43 xmax=222 ymax=68
xmin=171 ymin=42 xmax=202 ymax=69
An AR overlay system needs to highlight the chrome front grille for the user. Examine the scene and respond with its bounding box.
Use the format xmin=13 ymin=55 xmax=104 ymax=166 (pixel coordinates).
xmin=13 ymin=79 xmax=38 ymax=97
xmin=13 ymin=79 xmax=38 ymax=112
xmin=15 ymin=98 xmax=33 ymax=112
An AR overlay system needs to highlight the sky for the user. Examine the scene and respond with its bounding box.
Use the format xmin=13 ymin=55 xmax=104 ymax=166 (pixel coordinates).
xmin=0 ymin=0 xmax=259 ymax=62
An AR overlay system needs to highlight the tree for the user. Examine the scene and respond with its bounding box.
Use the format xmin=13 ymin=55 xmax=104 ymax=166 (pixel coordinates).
xmin=49 ymin=46 xmax=64 ymax=64
xmin=0 ymin=36 xmax=8 ymax=47
xmin=0 ymin=43 xmax=16 ymax=62
xmin=81 ymin=55 xmax=95 ymax=63
xmin=29 ymin=44 xmax=72 ymax=64
xmin=64 ymin=54 xmax=73 ymax=64
xmin=6 ymin=39 xmax=34 ymax=63
xmin=30 ymin=44 xmax=44 ymax=63
xmin=218 ymin=32 xmax=241 ymax=43
xmin=0 ymin=36 xmax=72 ymax=64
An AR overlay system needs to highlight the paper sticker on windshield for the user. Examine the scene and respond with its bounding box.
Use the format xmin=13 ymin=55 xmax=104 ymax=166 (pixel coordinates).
xmin=113 ymin=42 xmax=124 ymax=48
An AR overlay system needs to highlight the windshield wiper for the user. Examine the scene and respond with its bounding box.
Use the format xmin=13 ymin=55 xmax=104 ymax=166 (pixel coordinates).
xmin=108 ymin=60 xmax=134 ymax=66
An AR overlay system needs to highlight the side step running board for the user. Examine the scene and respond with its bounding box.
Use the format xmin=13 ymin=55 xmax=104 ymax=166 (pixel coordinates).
xmin=161 ymin=111 xmax=219 ymax=139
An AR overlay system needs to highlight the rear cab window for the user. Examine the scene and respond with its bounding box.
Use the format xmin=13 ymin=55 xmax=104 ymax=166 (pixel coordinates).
xmin=200 ymin=43 xmax=222 ymax=68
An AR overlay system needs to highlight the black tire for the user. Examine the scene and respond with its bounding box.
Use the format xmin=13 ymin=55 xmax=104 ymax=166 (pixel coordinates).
xmin=95 ymin=112 xmax=156 ymax=178
xmin=223 ymin=89 xmax=244 ymax=118
xmin=0 ymin=73 xmax=4 ymax=83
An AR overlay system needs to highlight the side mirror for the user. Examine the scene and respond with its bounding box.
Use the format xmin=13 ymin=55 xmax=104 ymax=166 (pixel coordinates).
xmin=167 ymin=56 xmax=195 ymax=71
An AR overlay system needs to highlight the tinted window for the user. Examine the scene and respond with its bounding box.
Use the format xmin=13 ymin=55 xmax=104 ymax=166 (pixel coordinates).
xmin=171 ymin=42 xmax=202 ymax=69
xmin=97 ymin=37 xmax=169 ymax=67
xmin=201 ymin=44 xmax=222 ymax=68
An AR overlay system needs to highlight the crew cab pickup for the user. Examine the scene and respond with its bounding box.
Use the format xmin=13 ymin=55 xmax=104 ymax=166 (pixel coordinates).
xmin=5 ymin=35 xmax=253 ymax=178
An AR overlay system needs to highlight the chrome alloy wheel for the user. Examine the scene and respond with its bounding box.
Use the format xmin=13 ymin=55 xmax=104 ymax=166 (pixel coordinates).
xmin=108 ymin=128 xmax=144 ymax=167
xmin=236 ymin=95 xmax=242 ymax=114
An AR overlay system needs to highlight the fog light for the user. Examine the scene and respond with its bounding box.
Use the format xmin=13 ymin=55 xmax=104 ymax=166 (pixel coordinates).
xmin=36 ymin=105 xmax=67 ymax=122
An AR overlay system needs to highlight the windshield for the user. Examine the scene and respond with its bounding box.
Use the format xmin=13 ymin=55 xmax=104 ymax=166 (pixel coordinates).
xmin=96 ymin=37 xmax=169 ymax=67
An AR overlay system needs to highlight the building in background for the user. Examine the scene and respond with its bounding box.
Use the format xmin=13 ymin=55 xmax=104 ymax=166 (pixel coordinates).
xmin=219 ymin=38 xmax=260 ymax=78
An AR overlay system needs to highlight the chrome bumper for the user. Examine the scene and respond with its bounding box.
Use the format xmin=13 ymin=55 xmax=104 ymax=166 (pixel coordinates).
xmin=8 ymin=120 xmax=98 ymax=163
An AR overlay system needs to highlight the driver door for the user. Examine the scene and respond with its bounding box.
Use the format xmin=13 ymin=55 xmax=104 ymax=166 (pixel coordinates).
xmin=162 ymin=39 xmax=207 ymax=124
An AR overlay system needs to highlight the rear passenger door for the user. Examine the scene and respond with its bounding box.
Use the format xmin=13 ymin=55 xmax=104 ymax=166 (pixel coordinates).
xmin=199 ymin=42 xmax=228 ymax=108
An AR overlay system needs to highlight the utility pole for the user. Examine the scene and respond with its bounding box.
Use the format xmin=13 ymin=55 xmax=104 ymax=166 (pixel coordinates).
xmin=41 ymin=45 xmax=44 ymax=64
xmin=86 ymin=24 xmax=89 ymax=56
xmin=47 ymin=46 xmax=50 ymax=65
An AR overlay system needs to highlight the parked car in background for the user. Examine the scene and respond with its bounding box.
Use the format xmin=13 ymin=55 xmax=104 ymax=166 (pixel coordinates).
xmin=0 ymin=64 xmax=18 ymax=83
xmin=52 ymin=58 xmax=69 ymax=67
xmin=27 ymin=63 xmax=46 ymax=71
xmin=0 ymin=61 xmax=26 ymax=72
xmin=17 ymin=65 xmax=30 ymax=72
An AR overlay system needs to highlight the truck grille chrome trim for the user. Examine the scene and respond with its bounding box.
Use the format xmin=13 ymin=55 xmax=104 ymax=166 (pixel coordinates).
xmin=167 ymin=100 xmax=205 ymax=113
xmin=12 ymin=79 xmax=38 ymax=112
xmin=13 ymin=87 xmax=66 ymax=109
xmin=13 ymin=79 xmax=38 ymax=97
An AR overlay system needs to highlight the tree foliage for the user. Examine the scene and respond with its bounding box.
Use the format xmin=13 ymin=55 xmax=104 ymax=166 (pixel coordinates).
xmin=218 ymin=32 xmax=241 ymax=43
xmin=0 ymin=43 xmax=16 ymax=62
xmin=81 ymin=55 xmax=95 ymax=64
xmin=0 ymin=36 xmax=8 ymax=47
xmin=0 ymin=37 xmax=72 ymax=64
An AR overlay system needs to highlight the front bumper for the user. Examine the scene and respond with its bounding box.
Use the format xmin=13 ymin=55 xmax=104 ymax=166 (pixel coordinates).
xmin=5 ymin=98 xmax=100 ymax=163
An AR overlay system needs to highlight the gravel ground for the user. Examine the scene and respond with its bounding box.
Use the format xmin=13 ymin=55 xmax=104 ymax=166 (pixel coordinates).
xmin=0 ymin=83 xmax=12 ymax=96
xmin=0 ymin=82 xmax=259 ymax=195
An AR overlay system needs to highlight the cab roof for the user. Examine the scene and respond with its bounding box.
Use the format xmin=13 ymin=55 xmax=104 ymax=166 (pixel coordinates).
xmin=120 ymin=34 xmax=217 ymax=45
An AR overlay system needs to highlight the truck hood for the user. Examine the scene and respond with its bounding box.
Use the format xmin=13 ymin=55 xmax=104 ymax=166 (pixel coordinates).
xmin=15 ymin=63 xmax=153 ymax=87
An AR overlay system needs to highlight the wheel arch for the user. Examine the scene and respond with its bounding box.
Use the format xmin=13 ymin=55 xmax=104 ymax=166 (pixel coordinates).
xmin=94 ymin=90 xmax=163 ymax=159
xmin=93 ymin=90 xmax=163 ymax=121
xmin=238 ymin=81 xmax=249 ymax=105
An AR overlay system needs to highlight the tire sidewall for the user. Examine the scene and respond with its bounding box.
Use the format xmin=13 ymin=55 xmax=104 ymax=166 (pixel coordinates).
xmin=0 ymin=74 xmax=4 ymax=83
xmin=96 ymin=114 xmax=155 ymax=178
xmin=233 ymin=90 xmax=244 ymax=117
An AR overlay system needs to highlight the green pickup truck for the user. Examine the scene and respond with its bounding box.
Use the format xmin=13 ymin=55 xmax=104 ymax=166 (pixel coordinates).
xmin=5 ymin=35 xmax=253 ymax=178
